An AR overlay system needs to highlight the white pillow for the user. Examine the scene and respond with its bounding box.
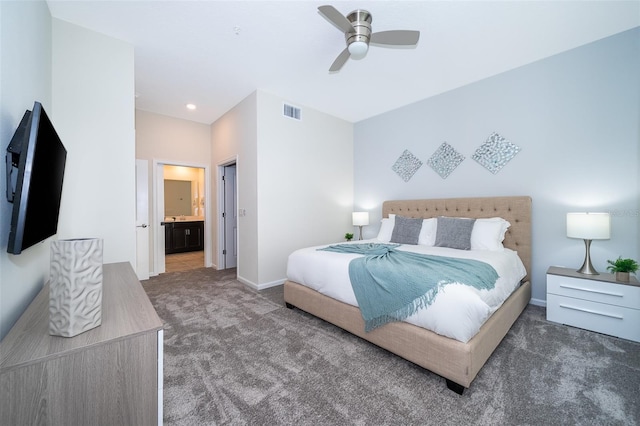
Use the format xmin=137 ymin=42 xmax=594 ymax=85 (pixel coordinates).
xmin=418 ymin=218 xmax=437 ymax=246
xmin=470 ymin=217 xmax=511 ymax=251
xmin=376 ymin=214 xmax=395 ymax=242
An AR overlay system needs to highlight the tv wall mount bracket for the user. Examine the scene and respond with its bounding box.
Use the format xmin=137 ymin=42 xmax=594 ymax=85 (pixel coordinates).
xmin=5 ymin=109 xmax=31 ymax=204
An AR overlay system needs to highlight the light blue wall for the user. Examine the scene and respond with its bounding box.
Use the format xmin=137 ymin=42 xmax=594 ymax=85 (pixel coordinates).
xmin=354 ymin=28 xmax=640 ymax=304
xmin=0 ymin=3 xmax=136 ymax=341
xmin=0 ymin=0 xmax=53 ymax=340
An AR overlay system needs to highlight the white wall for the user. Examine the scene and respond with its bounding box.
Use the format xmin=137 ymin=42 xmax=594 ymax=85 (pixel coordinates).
xmin=136 ymin=110 xmax=211 ymax=163
xmin=0 ymin=7 xmax=135 ymax=341
xmin=256 ymin=91 xmax=353 ymax=286
xmin=0 ymin=0 xmax=53 ymax=340
xmin=52 ymin=19 xmax=136 ymax=266
xmin=211 ymin=90 xmax=354 ymax=288
xmin=354 ymin=28 xmax=640 ymax=304
xmin=211 ymin=92 xmax=258 ymax=282
xmin=136 ymin=110 xmax=211 ymax=273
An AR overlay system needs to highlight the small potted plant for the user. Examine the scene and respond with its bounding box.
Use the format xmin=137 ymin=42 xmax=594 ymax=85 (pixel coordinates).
xmin=606 ymin=256 xmax=638 ymax=282
xmin=345 ymin=233 xmax=354 ymax=242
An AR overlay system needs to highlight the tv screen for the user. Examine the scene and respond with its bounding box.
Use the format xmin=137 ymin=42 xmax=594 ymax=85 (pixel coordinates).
xmin=5 ymin=102 xmax=67 ymax=254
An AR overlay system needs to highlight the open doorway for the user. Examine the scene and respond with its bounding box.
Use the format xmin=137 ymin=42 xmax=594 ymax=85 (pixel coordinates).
xmin=217 ymin=159 xmax=237 ymax=270
xmin=153 ymin=160 xmax=211 ymax=275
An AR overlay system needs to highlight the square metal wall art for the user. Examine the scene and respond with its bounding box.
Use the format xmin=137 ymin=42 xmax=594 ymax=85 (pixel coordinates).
xmin=392 ymin=149 xmax=423 ymax=182
xmin=473 ymin=132 xmax=521 ymax=174
xmin=427 ymin=142 xmax=465 ymax=179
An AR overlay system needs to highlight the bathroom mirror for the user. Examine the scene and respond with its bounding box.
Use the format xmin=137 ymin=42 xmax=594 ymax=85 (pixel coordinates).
xmin=164 ymin=179 xmax=192 ymax=216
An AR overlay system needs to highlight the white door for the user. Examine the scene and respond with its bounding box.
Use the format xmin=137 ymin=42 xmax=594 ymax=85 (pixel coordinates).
xmin=223 ymin=165 xmax=237 ymax=268
xmin=135 ymin=159 xmax=150 ymax=280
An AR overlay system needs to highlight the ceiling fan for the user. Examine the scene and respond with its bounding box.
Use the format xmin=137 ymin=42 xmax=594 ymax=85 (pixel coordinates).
xmin=318 ymin=5 xmax=420 ymax=72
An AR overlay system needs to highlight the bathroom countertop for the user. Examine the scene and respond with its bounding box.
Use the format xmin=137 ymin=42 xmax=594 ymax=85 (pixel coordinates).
xmin=162 ymin=216 xmax=205 ymax=223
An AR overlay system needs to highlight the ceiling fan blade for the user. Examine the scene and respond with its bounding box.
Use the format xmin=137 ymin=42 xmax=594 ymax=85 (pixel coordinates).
xmin=329 ymin=48 xmax=350 ymax=72
xmin=370 ymin=30 xmax=420 ymax=46
xmin=318 ymin=5 xmax=355 ymax=34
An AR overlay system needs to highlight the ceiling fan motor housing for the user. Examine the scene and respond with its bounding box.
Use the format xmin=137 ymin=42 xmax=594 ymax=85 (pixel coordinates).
xmin=319 ymin=5 xmax=419 ymax=71
xmin=345 ymin=10 xmax=372 ymax=46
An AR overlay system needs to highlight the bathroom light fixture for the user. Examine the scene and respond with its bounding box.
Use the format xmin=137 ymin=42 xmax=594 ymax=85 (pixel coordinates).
xmin=567 ymin=212 xmax=610 ymax=275
xmin=186 ymin=103 xmax=197 ymax=110
xmin=352 ymin=212 xmax=369 ymax=240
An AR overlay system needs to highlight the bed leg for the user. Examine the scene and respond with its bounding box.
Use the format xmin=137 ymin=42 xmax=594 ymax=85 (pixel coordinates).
xmin=285 ymin=302 xmax=294 ymax=309
xmin=446 ymin=379 xmax=465 ymax=395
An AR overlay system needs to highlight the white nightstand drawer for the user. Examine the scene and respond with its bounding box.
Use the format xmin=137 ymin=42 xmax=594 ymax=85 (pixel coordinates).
xmin=547 ymin=294 xmax=640 ymax=342
xmin=547 ymin=274 xmax=640 ymax=309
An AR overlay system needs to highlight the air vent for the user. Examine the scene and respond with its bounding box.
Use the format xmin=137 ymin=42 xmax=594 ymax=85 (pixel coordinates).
xmin=283 ymin=103 xmax=301 ymax=120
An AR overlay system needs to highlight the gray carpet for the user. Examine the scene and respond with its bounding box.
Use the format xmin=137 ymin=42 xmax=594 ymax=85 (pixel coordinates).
xmin=142 ymin=268 xmax=640 ymax=425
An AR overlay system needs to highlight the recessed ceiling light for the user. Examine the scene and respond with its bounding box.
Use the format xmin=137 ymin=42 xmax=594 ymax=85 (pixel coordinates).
xmin=186 ymin=103 xmax=197 ymax=110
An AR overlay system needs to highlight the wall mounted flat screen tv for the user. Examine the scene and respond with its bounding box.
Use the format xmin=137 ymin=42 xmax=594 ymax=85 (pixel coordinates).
xmin=5 ymin=101 xmax=67 ymax=254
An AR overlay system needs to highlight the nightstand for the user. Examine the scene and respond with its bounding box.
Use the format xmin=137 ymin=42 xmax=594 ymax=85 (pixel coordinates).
xmin=546 ymin=266 xmax=640 ymax=342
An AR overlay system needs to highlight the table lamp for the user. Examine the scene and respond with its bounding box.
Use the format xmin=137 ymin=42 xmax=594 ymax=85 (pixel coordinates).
xmin=352 ymin=212 xmax=369 ymax=240
xmin=566 ymin=212 xmax=610 ymax=275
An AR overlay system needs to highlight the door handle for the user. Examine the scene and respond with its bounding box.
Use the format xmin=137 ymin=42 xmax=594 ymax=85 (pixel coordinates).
xmin=137 ymin=224 xmax=148 ymax=228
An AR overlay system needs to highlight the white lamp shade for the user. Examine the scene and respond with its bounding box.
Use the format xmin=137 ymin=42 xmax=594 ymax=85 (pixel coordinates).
xmin=352 ymin=212 xmax=369 ymax=226
xmin=567 ymin=212 xmax=610 ymax=240
xmin=348 ymin=41 xmax=368 ymax=60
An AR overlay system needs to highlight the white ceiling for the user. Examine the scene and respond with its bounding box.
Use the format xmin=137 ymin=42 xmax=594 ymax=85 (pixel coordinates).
xmin=46 ymin=1 xmax=640 ymax=124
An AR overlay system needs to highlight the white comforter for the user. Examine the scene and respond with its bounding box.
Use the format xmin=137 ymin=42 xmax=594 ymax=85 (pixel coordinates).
xmin=286 ymin=240 xmax=527 ymax=343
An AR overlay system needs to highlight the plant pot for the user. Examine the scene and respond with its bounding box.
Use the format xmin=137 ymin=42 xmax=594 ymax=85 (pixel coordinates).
xmin=615 ymin=271 xmax=630 ymax=282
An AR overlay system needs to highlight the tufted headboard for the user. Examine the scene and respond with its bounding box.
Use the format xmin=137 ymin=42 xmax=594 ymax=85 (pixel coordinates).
xmin=382 ymin=196 xmax=532 ymax=281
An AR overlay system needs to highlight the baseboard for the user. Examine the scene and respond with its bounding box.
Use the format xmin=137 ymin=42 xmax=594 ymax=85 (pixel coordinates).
xmin=529 ymin=297 xmax=546 ymax=307
xmin=256 ymin=279 xmax=286 ymax=290
xmin=237 ymin=275 xmax=286 ymax=291
xmin=236 ymin=275 xmax=257 ymax=289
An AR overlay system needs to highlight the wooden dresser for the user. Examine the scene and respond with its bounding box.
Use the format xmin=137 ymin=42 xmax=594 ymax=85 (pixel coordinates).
xmin=0 ymin=262 xmax=164 ymax=425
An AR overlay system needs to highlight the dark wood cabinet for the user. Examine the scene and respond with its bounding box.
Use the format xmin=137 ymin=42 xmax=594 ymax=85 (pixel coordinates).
xmin=164 ymin=221 xmax=204 ymax=254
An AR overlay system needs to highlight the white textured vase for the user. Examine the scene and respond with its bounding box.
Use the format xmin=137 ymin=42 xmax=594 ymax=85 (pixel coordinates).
xmin=49 ymin=238 xmax=104 ymax=337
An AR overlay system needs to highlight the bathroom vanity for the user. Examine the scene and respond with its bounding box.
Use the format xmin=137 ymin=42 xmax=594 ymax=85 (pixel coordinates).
xmin=163 ymin=218 xmax=204 ymax=254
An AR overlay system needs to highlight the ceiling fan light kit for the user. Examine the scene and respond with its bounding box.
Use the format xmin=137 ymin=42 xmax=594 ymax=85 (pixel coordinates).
xmin=348 ymin=41 xmax=369 ymax=59
xmin=318 ymin=5 xmax=420 ymax=72
xmin=346 ymin=9 xmax=372 ymax=60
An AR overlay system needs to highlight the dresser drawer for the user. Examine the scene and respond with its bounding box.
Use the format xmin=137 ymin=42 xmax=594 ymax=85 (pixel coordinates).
xmin=547 ymin=294 xmax=640 ymax=342
xmin=547 ymin=274 xmax=640 ymax=309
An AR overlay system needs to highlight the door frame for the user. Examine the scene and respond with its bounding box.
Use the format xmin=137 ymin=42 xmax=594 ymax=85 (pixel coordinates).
xmin=216 ymin=156 xmax=238 ymax=271
xmin=135 ymin=159 xmax=150 ymax=280
xmin=152 ymin=158 xmax=212 ymax=275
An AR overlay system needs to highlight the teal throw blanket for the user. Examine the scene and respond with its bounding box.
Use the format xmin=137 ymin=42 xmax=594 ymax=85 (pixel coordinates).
xmin=319 ymin=243 xmax=498 ymax=332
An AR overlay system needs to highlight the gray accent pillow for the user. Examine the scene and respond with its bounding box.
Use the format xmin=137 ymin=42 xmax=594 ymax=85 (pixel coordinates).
xmin=390 ymin=216 xmax=423 ymax=245
xmin=435 ymin=217 xmax=476 ymax=250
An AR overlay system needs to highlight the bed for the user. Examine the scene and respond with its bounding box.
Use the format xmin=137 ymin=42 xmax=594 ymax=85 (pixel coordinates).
xmin=283 ymin=196 xmax=532 ymax=394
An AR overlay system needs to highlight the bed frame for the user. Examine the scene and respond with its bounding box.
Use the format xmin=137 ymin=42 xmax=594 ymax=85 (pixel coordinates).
xmin=284 ymin=196 xmax=532 ymax=394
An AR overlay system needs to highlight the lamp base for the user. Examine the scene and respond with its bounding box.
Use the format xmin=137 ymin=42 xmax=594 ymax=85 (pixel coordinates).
xmin=576 ymin=239 xmax=599 ymax=275
xmin=358 ymin=225 xmax=364 ymax=240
